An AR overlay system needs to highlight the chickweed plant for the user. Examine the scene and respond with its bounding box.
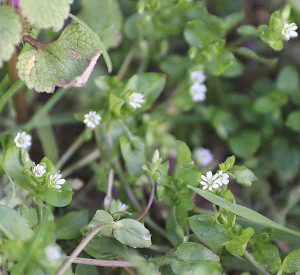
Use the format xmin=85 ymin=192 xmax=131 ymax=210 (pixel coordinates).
xmin=1 ymin=0 xmax=300 ymax=274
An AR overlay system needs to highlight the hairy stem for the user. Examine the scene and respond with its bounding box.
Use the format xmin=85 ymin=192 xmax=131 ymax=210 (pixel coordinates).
xmin=22 ymin=35 xmax=44 ymax=49
xmin=137 ymin=180 xmax=155 ymax=221
xmin=71 ymin=257 xmax=135 ymax=268
xmin=103 ymin=169 xmax=114 ymax=209
xmin=244 ymin=250 xmax=270 ymax=275
xmin=57 ymin=223 xmax=112 ymax=275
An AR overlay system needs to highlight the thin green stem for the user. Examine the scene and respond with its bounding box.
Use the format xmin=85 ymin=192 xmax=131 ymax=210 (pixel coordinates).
xmin=56 ymin=131 xmax=86 ymax=170
xmin=0 ymin=74 xmax=10 ymax=96
xmin=119 ymin=119 xmax=134 ymax=141
xmin=26 ymin=88 xmax=69 ymax=130
xmin=244 ymin=250 xmax=270 ymax=275
xmin=38 ymin=203 xmax=43 ymax=221
xmin=0 ymin=224 xmax=14 ymax=240
xmin=0 ymin=80 xmax=25 ymax=113
xmin=62 ymin=149 xmax=100 ymax=177
xmin=116 ymin=45 xmax=136 ymax=81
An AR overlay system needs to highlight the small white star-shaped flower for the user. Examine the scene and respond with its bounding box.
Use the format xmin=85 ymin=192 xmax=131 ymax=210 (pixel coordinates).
xmin=200 ymin=171 xmax=220 ymax=191
xmin=14 ymin=131 xmax=32 ymax=149
xmin=83 ymin=111 xmax=101 ymax=129
xmin=45 ymin=244 xmax=62 ymax=263
xmin=190 ymin=70 xmax=206 ymax=84
xmin=194 ymin=147 xmax=213 ymax=166
xmin=189 ymin=82 xmax=207 ymax=102
xmin=128 ymin=92 xmax=145 ymax=109
xmin=282 ymin=22 xmax=298 ymax=41
xmin=50 ymin=172 xmax=66 ymax=191
xmin=32 ymin=164 xmax=46 ymax=177
xmin=216 ymin=170 xmax=229 ymax=186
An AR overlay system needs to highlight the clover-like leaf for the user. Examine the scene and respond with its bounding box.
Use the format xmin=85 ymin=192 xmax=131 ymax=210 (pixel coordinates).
xmin=17 ymin=23 xmax=100 ymax=93
xmin=19 ymin=0 xmax=73 ymax=31
xmin=0 ymin=6 xmax=22 ymax=68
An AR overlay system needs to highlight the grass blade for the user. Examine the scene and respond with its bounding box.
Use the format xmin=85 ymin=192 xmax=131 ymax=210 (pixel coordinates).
xmin=189 ymin=186 xmax=300 ymax=239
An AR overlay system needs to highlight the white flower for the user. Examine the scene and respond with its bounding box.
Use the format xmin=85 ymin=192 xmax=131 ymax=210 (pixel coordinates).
xmin=200 ymin=171 xmax=220 ymax=191
xmin=128 ymin=92 xmax=145 ymax=109
xmin=189 ymin=82 xmax=207 ymax=102
xmin=14 ymin=131 xmax=32 ymax=149
xmin=45 ymin=244 xmax=62 ymax=263
xmin=190 ymin=70 xmax=206 ymax=83
xmin=194 ymin=147 xmax=213 ymax=166
xmin=83 ymin=111 xmax=101 ymax=129
xmin=49 ymin=172 xmax=66 ymax=190
xmin=282 ymin=22 xmax=298 ymax=41
xmin=216 ymin=170 xmax=229 ymax=186
xmin=32 ymin=164 xmax=46 ymax=177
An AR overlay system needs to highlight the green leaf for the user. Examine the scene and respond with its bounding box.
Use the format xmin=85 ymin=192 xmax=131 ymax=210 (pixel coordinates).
xmin=184 ymin=20 xmax=223 ymax=49
xmin=229 ymin=165 xmax=257 ymax=186
xmin=189 ymin=186 xmax=300 ymax=239
xmin=225 ymin=227 xmax=254 ymax=257
xmin=113 ymin=218 xmax=151 ymax=248
xmin=174 ymin=242 xmax=220 ymax=262
xmin=56 ymin=210 xmax=89 ymax=240
xmin=253 ymin=242 xmax=281 ymax=273
xmin=254 ymin=90 xmax=288 ymax=114
xmin=229 ymin=130 xmax=261 ymax=158
xmin=281 ymin=248 xmax=300 ymax=273
xmin=276 ymin=65 xmax=299 ymax=94
xmin=124 ymin=73 xmax=166 ymax=112
xmin=1 ymin=145 xmax=34 ymax=193
xmin=188 ymin=214 xmax=231 ymax=250
xmin=43 ymin=180 xmax=73 ymax=207
xmin=177 ymin=141 xmax=192 ymax=164
xmin=259 ymin=11 xmax=285 ymax=51
xmin=17 ymin=23 xmax=100 ymax=93
xmin=120 ymin=136 xmax=146 ymax=176
xmin=0 ymin=6 xmax=22 ymax=68
xmin=20 ymin=0 xmax=73 ymax=31
xmin=238 ymin=25 xmax=259 ymax=37
xmin=84 ymin=236 xmax=127 ymax=259
xmin=86 ymin=210 xmax=114 ymax=237
xmin=219 ymin=155 xmax=235 ymax=171
xmin=235 ymin=47 xmax=278 ymax=66
xmin=79 ymin=0 xmax=123 ymax=48
xmin=0 ymin=205 xmax=33 ymax=241
xmin=75 ymin=265 xmax=98 ymax=275
xmin=286 ymin=110 xmax=300 ymax=132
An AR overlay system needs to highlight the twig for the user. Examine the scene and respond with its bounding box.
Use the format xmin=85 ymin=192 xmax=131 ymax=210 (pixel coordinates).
xmin=137 ymin=180 xmax=155 ymax=221
xmin=22 ymin=35 xmax=44 ymax=49
xmin=56 ymin=223 xmax=112 ymax=275
xmin=103 ymin=169 xmax=114 ymax=209
xmin=244 ymin=250 xmax=270 ymax=275
xmin=71 ymin=257 xmax=135 ymax=267
xmin=62 ymin=150 xmax=100 ymax=177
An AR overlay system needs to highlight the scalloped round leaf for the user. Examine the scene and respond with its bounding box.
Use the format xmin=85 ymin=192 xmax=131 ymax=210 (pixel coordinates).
xmin=19 ymin=0 xmax=73 ymax=31
xmin=0 ymin=6 xmax=22 ymax=67
xmin=17 ymin=23 xmax=100 ymax=93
